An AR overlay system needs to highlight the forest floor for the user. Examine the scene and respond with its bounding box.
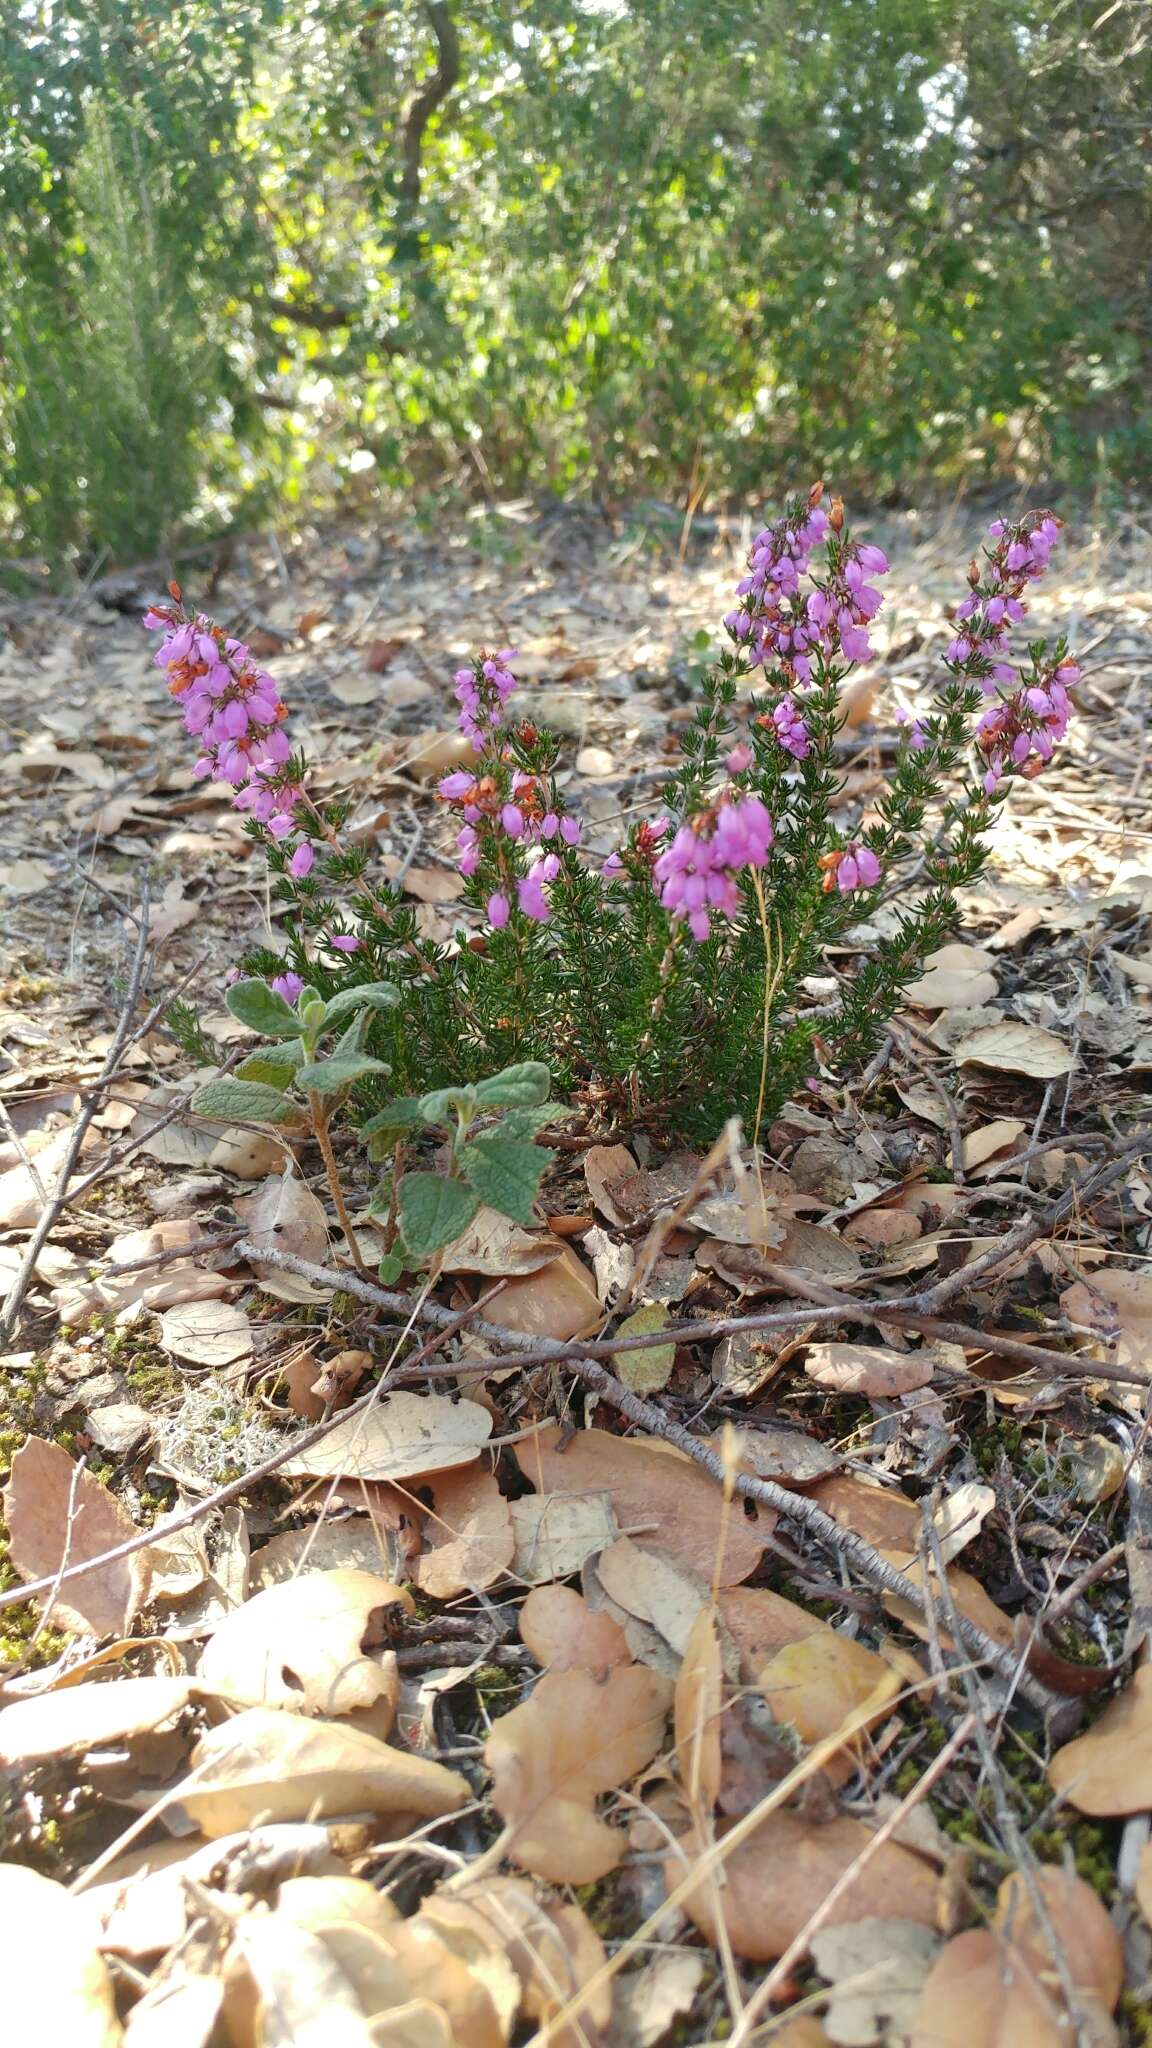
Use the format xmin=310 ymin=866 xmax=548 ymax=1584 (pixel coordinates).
xmin=0 ymin=494 xmax=1151 ymax=2047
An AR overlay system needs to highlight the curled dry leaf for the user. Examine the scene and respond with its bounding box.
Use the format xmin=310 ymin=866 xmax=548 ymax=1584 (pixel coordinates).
xmin=910 ymin=1864 xmax=1122 ymax=2048
xmin=841 ymin=1206 xmax=922 ymax=1250
xmin=597 ymin=1534 xmax=710 ymax=1658
xmin=1048 ymin=1663 xmax=1152 ymax=1814
xmin=519 ymin=1584 xmax=632 ymax=1675
xmin=805 ymin=1341 xmax=935 ymax=1398
xmin=179 ymin=1706 xmax=470 ymax=1837
xmin=438 ymin=1203 xmax=562 ymax=1277
xmin=226 ymin=1917 xmax=381 ymax=2048
xmin=485 ymin=1663 xmax=672 ymax=1882
xmin=932 ymin=1481 xmax=996 ymax=1564
xmin=513 ymin=1425 xmax=772 ymax=1584
xmin=280 ymin=1391 xmax=493 ymax=1483
xmin=0 ymin=1863 xmax=122 ymax=2045
xmin=89 ymin=1825 xmax=341 ymax=1961
xmin=414 ymin=1464 xmax=515 ymax=1599
xmin=2 ymin=1436 xmax=150 ymax=1638
xmin=158 ymin=1296 xmax=253 ymax=1368
xmin=951 ymin=1020 xmax=1074 ymax=1078
xmin=670 ymin=1807 xmax=941 ymax=1962
xmin=584 ymin=1142 xmax=648 ymax=1225
xmin=198 ymin=1569 xmax=412 ymax=1719
xmin=421 ymin=1878 xmax=611 ymax=2048
xmin=0 ymin=1674 xmax=196 ymax=1765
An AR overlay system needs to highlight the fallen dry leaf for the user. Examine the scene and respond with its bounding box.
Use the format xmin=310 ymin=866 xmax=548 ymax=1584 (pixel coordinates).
xmin=808 ymin=1474 xmax=921 ymax=1551
xmin=485 ymin=1663 xmax=672 ymax=1882
xmin=280 ymin=1392 xmax=493 ymax=1483
xmin=2 ymin=1436 xmax=150 ymax=1638
xmin=438 ymin=1204 xmax=562 ymax=1276
xmin=723 ymin=1424 xmax=843 ymax=1489
xmin=509 ymin=1490 xmax=621 ymax=1584
xmin=180 ymin=1707 xmax=470 ymax=1836
xmin=518 ymin=1584 xmax=632 ymax=1674
xmin=910 ymin=1864 xmax=1123 ymax=2048
xmin=157 ymin=1296 xmax=253 ymax=1368
xmin=804 ymin=1340 xmax=935 ymax=1398
xmin=513 ymin=1425 xmax=772 ymax=1584
xmin=757 ymin=1633 xmax=901 ymax=1770
xmin=0 ymin=1122 xmax=98 ymax=1228
xmin=597 ymin=1534 xmax=710 ymax=1658
xmin=881 ymin=1550 xmax=1015 ymax=1654
xmin=841 ymin=1205 xmax=922 ymax=1250
xmin=963 ymin=1118 xmax=1027 ymax=1170
xmin=671 ymin=1807 xmax=940 ymax=1961
xmin=483 ymin=1244 xmax=601 ymax=1340
xmin=129 ymin=1079 xmax=287 ymax=1177
xmin=932 ymin=1481 xmax=996 ymax=1564
xmin=420 ymin=1878 xmax=611 ymax=2048
xmin=812 ymin=1917 xmax=940 ymax=2047
xmin=1060 ymin=1269 xmax=1152 ymax=1375
xmin=615 ymin=1952 xmax=706 ymax=2048
xmin=413 ymin=1464 xmax=515 ymax=1598
xmin=0 ymin=1863 xmax=122 ymax=2045
xmin=951 ymin=1020 xmax=1074 ymax=1078
xmin=198 ymin=1569 xmax=411 ymax=1718
xmin=1048 ymin=1663 xmax=1152 ymax=1814
xmin=584 ymin=1142 xmax=647 ymax=1225
xmin=0 ymin=1674 xmax=197 ymax=1765
xmin=235 ymin=1169 xmax=330 ymax=1297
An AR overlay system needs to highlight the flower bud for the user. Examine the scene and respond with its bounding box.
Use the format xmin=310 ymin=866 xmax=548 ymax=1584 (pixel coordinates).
xmin=829 ymin=497 xmax=844 ymax=534
xmin=169 ymin=580 xmax=183 ymax=601
xmin=808 ymin=480 xmax=825 ymax=508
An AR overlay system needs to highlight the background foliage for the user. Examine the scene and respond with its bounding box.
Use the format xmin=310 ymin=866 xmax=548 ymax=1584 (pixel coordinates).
xmin=3 ymin=0 xmax=1149 ymax=576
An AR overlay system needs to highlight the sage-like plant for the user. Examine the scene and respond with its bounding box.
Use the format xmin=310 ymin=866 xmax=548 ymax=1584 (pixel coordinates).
xmin=147 ymin=487 xmax=1077 ymax=1139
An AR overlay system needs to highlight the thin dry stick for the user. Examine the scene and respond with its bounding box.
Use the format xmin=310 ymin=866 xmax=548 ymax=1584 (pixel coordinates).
xmin=0 ymin=889 xmax=152 ymax=1346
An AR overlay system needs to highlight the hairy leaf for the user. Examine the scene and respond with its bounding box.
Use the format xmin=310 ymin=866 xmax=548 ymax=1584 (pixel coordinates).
xmin=460 ymin=1134 xmax=552 ymax=1224
xmin=225 ymin=977 xmax=307 ymax=1037
xmin=191 ymin=1076 xmax=303 ymax=1124
xmin=397 ymin=1172 xmax=480 ymax=1260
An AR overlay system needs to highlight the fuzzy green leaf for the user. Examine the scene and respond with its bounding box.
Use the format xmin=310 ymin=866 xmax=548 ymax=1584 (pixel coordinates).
xmin=225 ymin=978 xmax=306 ymax=1038
xmin=359 ymin=1096 xmax=425 ymax=1141
xmin=396 ymin=1173 xmax=479 ymax=1260
xmin=234 ymin=1051 xmax=299 ymax=1090
xmin=473 ymin=1061 xmax=551 ymax=1110
xmin=191 ymin=1077 xmax=303 ymax=1125
xmin=298 ymin=1054 xmax=391 ymax=1097
xmin=376 ymin=1247 xmax=407 ymax=1286
xmin=459 ymin=1134 xmax=553 ymax=1224
xmin=497 ymin=1105 xmax=559 ymax=1142
xmin=324 ymin=981 xmax=401 ymax=1026
xmin=419 ymin=1084 xmax=478 ymax=1127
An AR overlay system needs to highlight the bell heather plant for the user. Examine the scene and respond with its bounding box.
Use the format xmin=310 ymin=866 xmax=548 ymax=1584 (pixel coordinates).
xmin=146 ymin=487 xmax=1077 ymax=1143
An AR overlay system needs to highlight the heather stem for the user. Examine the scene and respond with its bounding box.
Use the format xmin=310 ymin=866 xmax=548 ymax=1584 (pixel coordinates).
xmin=309 ymin=1093 xmax=371 ymax=1280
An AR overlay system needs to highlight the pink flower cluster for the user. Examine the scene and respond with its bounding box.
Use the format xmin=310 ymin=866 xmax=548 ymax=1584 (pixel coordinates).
xmin=653 ymin=794 xmax=774 ymax=943
xmin=723 ymin=488 xmax=889 ymax=686
xmin=455 ymin=650 xmax=518 ymax=750
xmin=758 ymin=694 xmax=811 ymax=760
xmin=976 ymin=660 xmax=1077 ymax=793
xmin=946 ymin=513 xmax=1062 ymax=694
xmin=818 ymin=841 xmax=882 ymax=896
xmin=144 ymin=597 xmax=315 ymax=877
xmin=487 ymin=851 xmax=564 ymax=930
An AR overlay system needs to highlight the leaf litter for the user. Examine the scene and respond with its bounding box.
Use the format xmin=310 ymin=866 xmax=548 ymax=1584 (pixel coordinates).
xmin=1 ymin=505 xmax=1151 ymax=2044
